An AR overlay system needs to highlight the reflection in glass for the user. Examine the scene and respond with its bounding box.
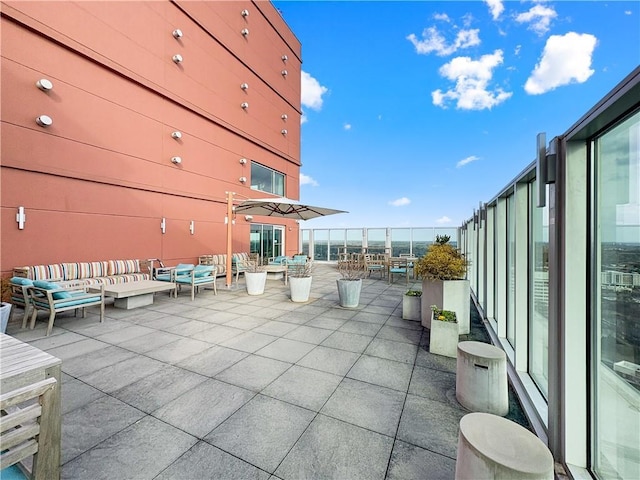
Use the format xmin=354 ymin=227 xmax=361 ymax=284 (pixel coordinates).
xmin=346 ymin=229 xmax=362 ymax=254
xmin=250 ymin=162 xmax=284 ymax=196
xmin=328 ymin=230 xmax=344 ymax=261
xmin=313 ymin=229 xmax=328 ymax=261
xmin=367 ymin=228 xmax=386 ymax=254
xmin=529 ymin=180 xmax=549 ymax=398
xmin=301 ymin=230 xmax=310 ymax=257
xmin=594 ymin=110 xmax=639 ymax=479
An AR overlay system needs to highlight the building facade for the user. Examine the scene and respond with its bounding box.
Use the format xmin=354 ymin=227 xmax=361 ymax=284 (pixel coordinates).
xmin=461 ymin=67 xmax=640 ymax=479
xmin=0 ymin=1 xmax=302 ymax=276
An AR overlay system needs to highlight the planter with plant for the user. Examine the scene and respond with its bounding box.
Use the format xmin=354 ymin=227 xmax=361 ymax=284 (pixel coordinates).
xmin=1 ymin=277 xmax=12 ymax=334
xmin=336 ymin=258 xmax=365 ymax=308
xmin=402 ymin=290 xmax=422 ymax=321
xmin=414 ymin=235 xmax=470 ymax=334
xmin=243 ymin=260 xmax=267 ymax=295
xmin=289 ymin=261 xmax=314 ymax=303
xmin=429 ymin=305 xmax=459 ymax=358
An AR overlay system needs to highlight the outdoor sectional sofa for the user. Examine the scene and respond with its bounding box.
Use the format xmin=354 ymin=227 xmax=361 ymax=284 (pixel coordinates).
xmin=12 ymin=259 xmax=151 ymax=285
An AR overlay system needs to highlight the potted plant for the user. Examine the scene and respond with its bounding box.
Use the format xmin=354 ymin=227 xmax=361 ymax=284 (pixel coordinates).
xmin=336 ymin=258 xmax=365 ymax=308
xmin=429 ymin=305 xmax=459 ymax=358
xmin=1 ymin=277 xmax=12 ymax=334
xmin=402 ymin=290 xmax=422 ymax=321
xmin=243 ymin=259 xmax=267 ymax=295
xmin=414 ymin=235 xmax=470 ymax=334
xmin=289 ymin=261 xmax=313 ymax=303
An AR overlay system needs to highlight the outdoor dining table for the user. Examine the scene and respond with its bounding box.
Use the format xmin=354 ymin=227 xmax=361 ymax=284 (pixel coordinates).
xmin=0 ymin=333 xmax=62 ymax=479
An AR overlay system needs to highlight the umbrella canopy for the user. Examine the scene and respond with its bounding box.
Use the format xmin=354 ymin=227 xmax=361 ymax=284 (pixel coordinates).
xmin=234 ymin=197 xmax=347 ymax=220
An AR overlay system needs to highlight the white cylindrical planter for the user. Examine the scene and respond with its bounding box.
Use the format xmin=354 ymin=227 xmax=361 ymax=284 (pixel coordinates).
xmin=245 ymin=271 xmax=267 ymax=295
xmin=455 ymin=412 xmax=554 ymax=480
xmin=456 ymin=341 xmax=508 ymax=416
xmin=402 ymin=294 xmax=421 ymax=321
xmin=421 ymin=279 xmax=470 ymax=334
xmin=290 ymin=276 xmax=312 ymax=302
xmin=0 ymin=302 xmax=12 ymax=334
xmin=337 ymin=279 xmax=362 ymax=308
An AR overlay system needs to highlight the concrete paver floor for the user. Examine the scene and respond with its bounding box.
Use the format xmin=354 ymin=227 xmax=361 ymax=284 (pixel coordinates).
xmin=6 ymin=264 xmax=527 ymax=480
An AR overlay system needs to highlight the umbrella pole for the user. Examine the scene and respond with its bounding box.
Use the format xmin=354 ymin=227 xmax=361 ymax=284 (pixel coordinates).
xmin=225 ymin=191 xmax=234 ymax=287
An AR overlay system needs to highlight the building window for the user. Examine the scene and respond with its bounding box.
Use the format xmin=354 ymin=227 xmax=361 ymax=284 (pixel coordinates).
xmin=506 ymin=194 xmax=516 ymax=346
xmin=593 ymin=109 xmax=640 ymax=479
xmin=529 ymin=180 xmax=549 ymax=398
xmin=250 ymin=162 xmax=285 ymax=196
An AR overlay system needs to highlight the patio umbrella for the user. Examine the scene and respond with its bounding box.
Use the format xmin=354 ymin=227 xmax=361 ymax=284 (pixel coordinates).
xmin=233 ymin=197 xmax=347 ymax=220
xmin=225 ymin=196 xmax=347 ymax=286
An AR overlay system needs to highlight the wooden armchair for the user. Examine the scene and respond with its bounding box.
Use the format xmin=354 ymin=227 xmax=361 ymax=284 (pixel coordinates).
xmin=27 ymin=281 xmax=105 ymax=336
xmin=388 ymin=257 xmax=409 ymax=285
xmin=174 ymin=265 xmax=217 ymax=301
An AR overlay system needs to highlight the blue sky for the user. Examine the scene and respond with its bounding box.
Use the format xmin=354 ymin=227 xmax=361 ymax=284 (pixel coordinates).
xmin=274 ymin=0 xmax=640 ymax=229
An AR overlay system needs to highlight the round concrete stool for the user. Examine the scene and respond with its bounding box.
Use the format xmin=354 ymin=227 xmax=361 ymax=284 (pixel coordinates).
xmin=455 ymin=412 xmax=554 ymax=480
xmin=456 ymin=341 xmax=508 ymax=415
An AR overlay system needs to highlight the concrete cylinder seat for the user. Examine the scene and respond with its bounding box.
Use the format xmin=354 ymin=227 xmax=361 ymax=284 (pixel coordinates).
xmin=456 ymin=341 xmax=508 ymax=416
xmin=455 ymin=412 xmax=554 ymax=480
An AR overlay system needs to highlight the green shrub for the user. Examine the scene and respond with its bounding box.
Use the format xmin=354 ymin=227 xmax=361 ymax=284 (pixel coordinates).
xmin=430 ymin=305 xmax=457 ymax=322
xmin=414 ymin=239 xmax=467 ymax=281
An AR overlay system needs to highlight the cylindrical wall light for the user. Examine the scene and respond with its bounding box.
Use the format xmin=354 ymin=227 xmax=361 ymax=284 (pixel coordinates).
xmin=241 ymin=102 xmax=249 ymax=109
xmin=36 ymin=79 xmax=53 ymax=91
xmin=171 ymin=156 xmax=182 ymax=164
xmin=281 ymin=55 xmax=288 ymax=62
xmin=16 ymin=206 xmax=26 ymax=230
xmin=172 ymin=29 xmax=183 ymax=38
xmin=160 ymin=217 xmax=166 ymax=234
xmin=241 ymin=28 xmax=249 ymax=36
xmin=281 ymin=70 xmax=288 ymax=76
xmin=281 ymin=114 xmax=288 ymax=120
xmin=239 ymin=158 xmax=247 ymax=165
xmin=172 ymin=54 xmax=183 ymax=63
xmin=241 ymin=9 xmax=249 ymax=17
xmin=240 ymin=83 xmax=249 ymax=90
xmin=281 ymin=129 xmax=288 ymax=135
xmin=171 ymin=131 xmax=182 ymax=139
xmin=36 ymin=115 xmax=53 ymax=127
xmin=189 ymin=220 xmax=195 ymax=235
xmin=239 ymin=176 xmax=247 ymax=183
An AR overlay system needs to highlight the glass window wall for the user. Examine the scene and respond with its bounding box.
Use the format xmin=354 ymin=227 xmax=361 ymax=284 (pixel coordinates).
xmin=593 ymin=109 xmax=640 ymax=480
xmin=250 ymin=162 xmax=285 ymax=196
xmin=506 ymin=194 xmax=516 ymax=346
xmin=391 ymin=229 xmax=411 ymax=256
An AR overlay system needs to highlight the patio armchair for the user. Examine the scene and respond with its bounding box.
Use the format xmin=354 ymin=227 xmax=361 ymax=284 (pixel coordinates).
xmin=388 ymin=257 xmax=409 ymax=285
xmin=285 ymin=255 xmax=308 ymax=276
xmin=154 ymin=263 xmax=193 ymax=296
xmin=174 ymin=265 xmax=217 ymax=301
xmin=268 ymin=256 xmax=289 ymax=265
xmin=27 ymin=281 xmax=105 ymax=336
xmin=9 ymin=277 xmax=35 ymax=329
xmin=364 ymin=254 xmax=385 ymax=279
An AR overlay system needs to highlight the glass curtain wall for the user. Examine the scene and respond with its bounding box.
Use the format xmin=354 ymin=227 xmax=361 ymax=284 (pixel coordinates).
xmin=366 ymin=229 xmax=386 ymax=253
xmin=506 ymin=194 xmax=517 ymax=346
xmin=529 ymin=180 xmax=550 ymax=398
xmin=593 ymin=109 xmax=640 ymax=480
xmin=313 ymin=230 xmax=328 ymax=261
xmin=391 ymin=229 xmax=411 ymax=256
xmin=346 ymin=229 xmax=362 ymax=254
xmin=328 ymin=230 xmax=344 ymax=261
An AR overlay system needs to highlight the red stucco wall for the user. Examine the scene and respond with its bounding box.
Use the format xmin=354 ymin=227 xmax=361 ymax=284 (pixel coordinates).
xmin=0 ymin=0 xmax=301 ymax=274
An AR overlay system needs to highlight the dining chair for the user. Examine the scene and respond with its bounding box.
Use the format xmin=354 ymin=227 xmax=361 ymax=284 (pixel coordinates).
xmin=388 ymin=257 xmax=409 ymax=285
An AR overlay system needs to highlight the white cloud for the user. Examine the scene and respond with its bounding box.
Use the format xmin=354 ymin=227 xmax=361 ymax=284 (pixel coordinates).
xmin=407 ymin=27 xmax=480 ymax=56
xmin=436 ymin=216 xmax=452 ymax=224
xmin=525 ymin=32 xmax=597 ymax=95
xmin=300 ymin=173 xmax=319 ymax=187
xmin=300 ymin=112 xmax=308 ymax=124
xmin=433 ymin=12 xmax=450 ymax=22
xmin=456 ymin=155 xmax=480 ymax=168
xmin=625 ymin=10 xmax=632 ymax=15
xmin=485 ymin=0 xmax=504 ymax=21
xmin=301 ymin=71 xmax=328 ymax=110
xmin=389 ymin=197 xmax=411 ymax=207
xmin=343 ymin=123 xmax=352 ymax=131
xmin=377 ymin=114 xmax=383 ymax=120
xmin=515 ymin=4 xmax=557 ymax=36
xmin=432 ymin=50 xmax=512 ymax=110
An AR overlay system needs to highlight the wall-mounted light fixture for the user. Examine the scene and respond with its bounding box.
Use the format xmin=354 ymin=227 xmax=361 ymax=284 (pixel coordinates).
xmin=171 ymin=156 xmax=182 ymax=164
xmin=241 ymin=102 xmax=249 ymax=109
xmin=35 ymin=115 xmax=53 ymax=127
xmin=36 ymin=79 xmax=53 ymax=91
xmin=171 ymin=131 xmax=182 ymax=139
xmin=172 ymin=54 xmax=183 ymax=63
xmin=281 ymin=129 xmax=288 ymax=135
xmin=239 ymin=158 xmax=247 ymax=165
xmin=281 ymin=55 xmax=288 ymax=62
xmin=536 ymin=132 xmax=559 ymax=207
xmin=241 ymin=9 xmax=249 ymax=17
xmin=281 ymin=114 xmax=288 ymax=120
xmin=281 ymin=69 xmax=288 ymax=76
xmin=16 ymin=206 xmax=26 ymax=230
xmin=241 ymin=28 xmax=249 ymax=36
xmin=160 ymin=217 xmax=166 ymax=234
xmin=239 ymin=176 xmax=247 ymax=183
xmin=189 ymin=220 xmax=195 ymax=235
xmin=244 ymin=215 xmax=253 ymax=222
xmin=240 ymin=83 xmax=249 ymax=90
xmin=172 ymin=29 xmax=183 ymax=38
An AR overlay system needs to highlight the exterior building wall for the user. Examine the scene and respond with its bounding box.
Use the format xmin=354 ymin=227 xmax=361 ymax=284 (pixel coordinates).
xmin=0 ymin=0 xmax=301 ymax=273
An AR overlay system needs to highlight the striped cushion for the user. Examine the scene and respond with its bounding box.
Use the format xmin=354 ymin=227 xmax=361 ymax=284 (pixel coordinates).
xmin=107 ymin=260 xmax=140 ymax=275
xmin=28 ymin=264 xmax=64 ymax=281
xmin=62 ymin=262 xmax=92 ymax=280
xmin=95 ymin=273 xmax=149 ymax=285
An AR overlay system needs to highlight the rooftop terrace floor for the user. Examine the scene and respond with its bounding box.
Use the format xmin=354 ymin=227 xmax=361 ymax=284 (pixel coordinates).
xmin=5 ymin=264 xmax=526 ymax=480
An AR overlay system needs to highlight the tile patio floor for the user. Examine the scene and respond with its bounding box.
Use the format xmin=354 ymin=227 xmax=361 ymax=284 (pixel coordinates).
xmin=5 ymin=264 xmax=519 ymax=480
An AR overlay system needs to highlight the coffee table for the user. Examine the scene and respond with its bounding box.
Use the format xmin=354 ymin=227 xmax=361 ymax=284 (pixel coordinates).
xmin=101 ymin=280 xmax=176 ymax=309
xmin=263 ymin=264 xmax=288 ymax=284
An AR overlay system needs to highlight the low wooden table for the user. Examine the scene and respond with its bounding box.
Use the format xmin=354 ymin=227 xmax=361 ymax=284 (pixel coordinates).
xmin=101 ymin=280 xmax=176 ymax=309
xmin=1 ymin=333 xmax=62 ymax=479
xmin=263 ymin=265 xmax=288 ymax=284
